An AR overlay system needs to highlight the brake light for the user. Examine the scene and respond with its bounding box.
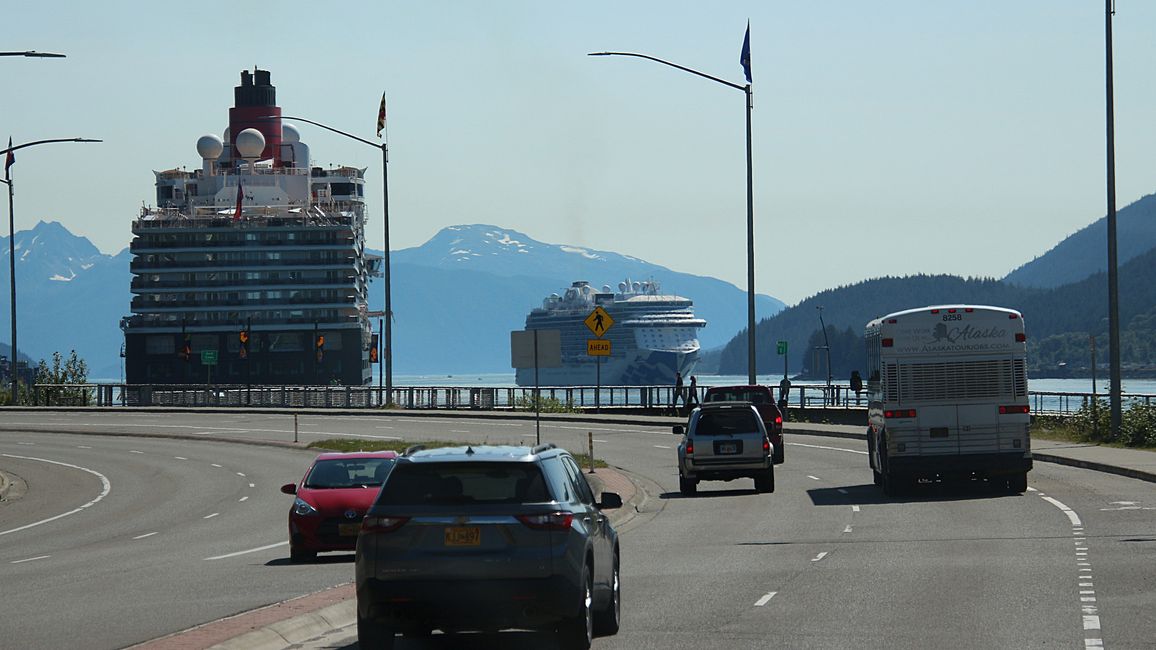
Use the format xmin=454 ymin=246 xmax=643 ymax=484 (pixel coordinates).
xmin=1015 ymin=333 xmax=1026 ymax=342
xmin=999 ymin=405 xmax=1030 ymax=415
xmin=964 ymin=308 xmax=974 ymax=313
xmin=1008 ymin=313 xmax=1019 ymax=319
xmin=884 ymin=409 xmax=917 ymax=418
xmin=882 ymin=338 xmax=894 ymax=347
xmin=685 ymin=441 xmax=694 ymax=455
xmin=763 ymin=438 xmax=770 ymax=454
xmin=361 ymin=516 xmax=409 ymax=533
xmin=930 ymin=309 xmax=940 ymax=314
xmin=774 ymin=415 xmax=783 ymax=427
xmin=517 ymin=513 xmax=574 ymax=531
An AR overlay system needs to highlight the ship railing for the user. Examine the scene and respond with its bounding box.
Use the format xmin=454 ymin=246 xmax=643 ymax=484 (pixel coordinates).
xmin=29 ymin=383 xmax=1150 ymax=416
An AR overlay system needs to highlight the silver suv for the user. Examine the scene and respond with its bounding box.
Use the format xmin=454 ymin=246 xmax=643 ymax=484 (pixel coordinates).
xmin=675 ymin=402 xmax=775 ymax=495
xmin=355 ymin=444 xmax=622 ymax=649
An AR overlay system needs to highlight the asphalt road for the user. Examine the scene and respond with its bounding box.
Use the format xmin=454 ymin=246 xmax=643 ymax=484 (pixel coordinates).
xmin=2 ymin=411 xmax=1154 ymax=649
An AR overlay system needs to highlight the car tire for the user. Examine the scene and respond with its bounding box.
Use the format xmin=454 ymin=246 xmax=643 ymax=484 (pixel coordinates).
xmin=678 ymin=475 xmax=697 ymax=496
xmin=289 ymin=547 xmax=316 ymax=563
xmin=593 ymin=549 xmax=621 ymax=637
xmin=557 ymin=563 xmax=593 ymax=650
xmin=755 ymin=468 xmax=775 ymax=493
xmin=357 ymin=612 xmax=395 ymax=650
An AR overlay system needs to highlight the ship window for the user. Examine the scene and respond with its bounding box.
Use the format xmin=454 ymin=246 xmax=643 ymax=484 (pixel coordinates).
xmin=145 ymin=336 xmax=176 ymax=355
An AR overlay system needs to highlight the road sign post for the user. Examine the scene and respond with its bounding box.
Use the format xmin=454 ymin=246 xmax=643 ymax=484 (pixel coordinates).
xmin=585 ymin=308 xmax=615 ymax=412
xmin=200 ymin=349 xmax=218 ymax=386
xmin=777 ymin=340 xmax=788 ymax=380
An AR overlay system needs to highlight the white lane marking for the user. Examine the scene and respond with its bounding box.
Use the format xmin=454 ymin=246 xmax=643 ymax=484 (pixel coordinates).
xmin=374 ymin=426 xmax=395 ymax=430
xmin=1085 ymin=639 xmax=1103 ymax=647
xmin=843 ymin=525 xmax=853 ymax=534
xmin=238 ymin=496 xmax=249 ymax=502
xmin=0 ymin=454 xmax=112 ymax=538
xmin=1040 ymin=496 xmax=1083 ymax=526
xmin=211 ymin=463 xmax=223 ymax=468
xmin=1080 ymin=590 xmax=1095 ymax=594
xmin=754 ymin=592 xmax=777 ymax=607
xmin=349 ymin=434 xmax=403 ymax=441
xmin=236 ymin=472 xmax=246 ymax=477
xmin=593 ymin=439 xmax=609 ymax=443
xmin=807 ymin=475 xmax=821 ymax=481
xmin=786 ymin=442 xmax=867 ymax=455
xmin=203 ymin=513 xmax=219 ymax=519
xmin=811 ymin=552 xmax=828 ymax=562
xmin=852 ymin=505 xmax=860 ymax=513
xmin=130 ymin=450 xmax=144 ymax=454
xmin=133 ymin=532 xmax=158 ymax=540
xmin=204 ymin=541 xmax=288 ymax=561
xmin=450 ymin=430 xmax=471 ymax=434
xmin=248 ymin=483 xmax=255 ymax=488
xmin=1081 ymin=596 xmax=1097 ymax=602
xmin=77 ymin=445 xmax=91 ymax=449
xmin=654 ymin=445 xmax=671 ymax=449
xmin=11 ymin=555 xmax=50 ymax=564
xmin=1077 ymin=547 xmax=1088 ymax=551
xmin=1109 ymin=501 xmax=1136 ymax=506
xmin=174 ymin=456 xmax=188 ymax=461
xmin=1027 ymin=486 xmax=1039 ymax=492
xmin=1080 ymin=582 xmax=1094 ymax=587
xmin=16 ymin=442 xmax=35 ymax=446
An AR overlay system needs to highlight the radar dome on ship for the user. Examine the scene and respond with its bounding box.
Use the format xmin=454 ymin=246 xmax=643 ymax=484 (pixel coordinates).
xmin=281 ymin=122 xmax=301 ymax=144
xmin=618 ymin=282 xmax=627 ymax=292
xmin=196 ymin=134 xmax=224 ymax=160
xmin=235 ymin=128 xmax=266 ymax=159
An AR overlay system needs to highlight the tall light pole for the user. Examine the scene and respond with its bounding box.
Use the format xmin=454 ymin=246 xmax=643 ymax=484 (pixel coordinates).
xmin=1104 ymin=0 xmax=1122 ymax=436
xmin=817 ymin=305 xmax=833 ymax=405
xmin=2 ymin=137 xmax=102 ymax=403
xmin=589 ymin=47 xmax=758 ymax=384
xmin=273 ymin=114 xmax=393 ymax=403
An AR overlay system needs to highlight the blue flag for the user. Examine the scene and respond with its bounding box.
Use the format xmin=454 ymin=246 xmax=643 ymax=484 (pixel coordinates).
xmin=740 ymin=22 xmax=752 ymax=84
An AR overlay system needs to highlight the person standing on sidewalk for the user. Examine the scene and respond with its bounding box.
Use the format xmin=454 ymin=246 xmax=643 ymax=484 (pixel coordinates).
xmin=671 ymin=372 xmax=685 ymax=410
xmin=687 ymin=375 xmax=699 ymax=408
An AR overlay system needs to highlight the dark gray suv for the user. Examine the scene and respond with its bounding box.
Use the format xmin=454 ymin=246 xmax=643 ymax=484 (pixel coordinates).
xmin=355 ymin=444 xmax=622 ymax=649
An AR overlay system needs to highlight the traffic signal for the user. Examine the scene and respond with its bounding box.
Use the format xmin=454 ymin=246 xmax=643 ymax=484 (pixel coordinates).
xmin=369 ymin=334 xmax=379 ymax=364
xmin=239 ymin=329 xmax=249 ymax=359
xmin=179 ymin=334 xmax=192 ymax=362
xmin=316 ymin=334 xmax=325 ymax=362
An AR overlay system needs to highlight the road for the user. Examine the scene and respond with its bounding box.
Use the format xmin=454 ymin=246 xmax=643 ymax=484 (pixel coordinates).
xmin=1 ymin=410 xmax=1153 ymax=649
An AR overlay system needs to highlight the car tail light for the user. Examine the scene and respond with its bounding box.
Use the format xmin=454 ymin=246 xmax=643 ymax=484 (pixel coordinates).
xmin=999 ymin=405 xmax=1030 ymax=415
xmin=1015 ymin=333 xmax=1026 ymax=342
xmin=884 ymin=409 xmax=917 ymax=418
xmin=685 ymin=441 xmax=694 ymax=455
xmin=361 ymin=516 xmax=409 ymax=533
xmin=763 ymin=438 xmax=770 ymax=454
xmin=774 ymin=414 xmax=783 ymax=428
xmin=517 ymin=513 xmax=573 ymax=531
xmin=1008 ymin=313 xmax=1019 ymax=319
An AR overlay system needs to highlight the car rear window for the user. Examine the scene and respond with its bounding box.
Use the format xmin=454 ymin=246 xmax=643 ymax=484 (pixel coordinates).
xmin=694 ymin=410 xmax=759 ymax=436
xmin=707 ymin=389 xmax=769 ymax=405
xmin=376 ymin=462 xmax=551 ymax=505
xmin=305 ymin=458 xmax=394 ymax=488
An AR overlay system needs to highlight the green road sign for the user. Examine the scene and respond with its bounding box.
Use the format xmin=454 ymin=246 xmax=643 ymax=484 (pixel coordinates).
xmin=200 ymin=350 xmax=219 ymax=365
xmin=776 ymin=340 xmax=788 ymax=355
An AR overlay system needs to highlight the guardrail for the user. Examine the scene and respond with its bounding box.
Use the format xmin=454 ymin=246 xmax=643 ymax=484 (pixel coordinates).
xmin=24 ymin=382 xmax=1155 ymax=416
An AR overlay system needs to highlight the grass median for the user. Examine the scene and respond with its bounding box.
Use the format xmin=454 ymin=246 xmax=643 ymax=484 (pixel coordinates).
xmin=309 ymin=438 xmax=608 ymax=469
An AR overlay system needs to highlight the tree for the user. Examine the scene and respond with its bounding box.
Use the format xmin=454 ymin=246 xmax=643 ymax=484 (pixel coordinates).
xmin=35 ymin=350 xmax=90 ymax=406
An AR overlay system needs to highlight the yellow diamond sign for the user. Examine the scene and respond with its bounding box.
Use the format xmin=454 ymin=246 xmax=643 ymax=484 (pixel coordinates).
xmin=584 ymin=306 xmax=613 ymax=337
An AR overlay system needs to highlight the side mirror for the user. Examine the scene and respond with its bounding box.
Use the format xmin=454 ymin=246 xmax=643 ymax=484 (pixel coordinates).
xmin=672 ymin=424 xmax=684 ymax=435
xmin=599 ymin=491 xmax=623 ymax=509
xmin=280 ymin=483 xmax=297 ymax=495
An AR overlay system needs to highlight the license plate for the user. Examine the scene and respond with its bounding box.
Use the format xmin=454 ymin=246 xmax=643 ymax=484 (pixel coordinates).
xmin=719 ymin=442 xmax=738 ymax=454
xmin=444 ymin=526 xmax=481 ymax=546
xmin=338 ymin=523 xmax=361 ymax=537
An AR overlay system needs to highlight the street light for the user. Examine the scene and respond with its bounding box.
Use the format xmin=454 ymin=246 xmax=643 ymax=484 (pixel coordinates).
xmin=2 ymin=137 xmax=102 ymax=403
xmin=1103 ymin=1 xmax=1122 ymax=437
xmin=274 ymin=114 xmax=394 ymax=404
xmin=0 ymin=51 xmax=66 ymax=58
xmin=589 ymin=49 xmax=758 ymax=384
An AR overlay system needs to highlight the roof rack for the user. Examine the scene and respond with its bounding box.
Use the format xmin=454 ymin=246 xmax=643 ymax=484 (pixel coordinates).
xmin=402 ymin=444 xmax=426 ymax=457
xmin=531 ymin=443 xmax=557 ymax=455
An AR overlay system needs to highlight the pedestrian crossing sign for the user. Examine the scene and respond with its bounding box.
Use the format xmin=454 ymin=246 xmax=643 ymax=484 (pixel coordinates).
xmin=584 ymin=306 xmax=613 ymax=337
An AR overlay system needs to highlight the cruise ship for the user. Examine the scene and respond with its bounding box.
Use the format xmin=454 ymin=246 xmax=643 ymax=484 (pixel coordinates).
xmin=515 ymin=280 xmax=706 ymax=386
xmin=122 ymin=69 xmax=379 ymax=386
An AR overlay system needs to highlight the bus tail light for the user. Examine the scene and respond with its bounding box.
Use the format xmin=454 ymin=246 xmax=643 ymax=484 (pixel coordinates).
xmin=884 ymin=409 xmax=917 ymax=418
xmin=685 ymin=441 xmax=694 ymax=455
xmin=882 ymin=338 xmax=894 ymax=347
xmin=999 ymin=405 xmax=1029 ymax=415
xmin=1015 ymin=333 xmax=1026 ymax=342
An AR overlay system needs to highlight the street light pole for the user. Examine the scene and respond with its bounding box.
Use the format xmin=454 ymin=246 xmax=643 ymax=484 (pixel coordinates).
xmin=817 ymin=305 xmax=832 ymax=405
xmin=589 ymin=51 xmax=758 ymax=385
xmin=1104 ymin=0 xmax=1122 ymax=437
xmin=2 ymin=137 xmax=102 ymax=403
xmin=275 ymin=115 xmax=393 ymax=404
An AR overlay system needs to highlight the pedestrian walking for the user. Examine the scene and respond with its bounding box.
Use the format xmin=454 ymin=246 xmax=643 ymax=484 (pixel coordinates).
xmin=671 ymin=372 xmax=685 ymax=409
xmin=687 ymin=375 xmax=699 ymax=407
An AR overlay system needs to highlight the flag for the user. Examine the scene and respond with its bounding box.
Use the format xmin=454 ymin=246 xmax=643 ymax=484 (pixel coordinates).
xmin=233 ymin=181 xmax=243 ymax=221
xmin=740 ymin=22 xmax=752 ymax=84
xmin=4 ymin=137 xmax=13 ymax=178
xmin=376 ymin=93 xmax=387 ymax=139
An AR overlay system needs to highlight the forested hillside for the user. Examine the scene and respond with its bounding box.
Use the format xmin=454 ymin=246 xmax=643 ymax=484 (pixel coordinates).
xmin=717 ymin=248 xmax=1156 ymax=379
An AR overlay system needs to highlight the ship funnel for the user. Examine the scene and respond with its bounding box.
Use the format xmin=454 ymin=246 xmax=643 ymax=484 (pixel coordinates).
xmin=229 ymin=68 xmax=282 ymax=166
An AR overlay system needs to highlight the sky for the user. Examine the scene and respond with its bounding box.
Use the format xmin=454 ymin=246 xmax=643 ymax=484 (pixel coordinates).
xmin=3 ymin=1 xmax=1156 ymax=306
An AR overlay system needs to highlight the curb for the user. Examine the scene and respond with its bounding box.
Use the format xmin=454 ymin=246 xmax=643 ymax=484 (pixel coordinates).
xmin=207 ymin=600 xmax=355 ymax=650
xmin=1031 ymin=452 xmax=1156 ymax=485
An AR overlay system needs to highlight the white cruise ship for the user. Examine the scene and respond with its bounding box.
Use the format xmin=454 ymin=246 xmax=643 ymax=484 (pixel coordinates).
xmin=515 ymin=280 xmax=706 ymax=386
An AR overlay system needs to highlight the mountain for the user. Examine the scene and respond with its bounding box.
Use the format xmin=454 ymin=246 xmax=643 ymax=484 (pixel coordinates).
xmin=1003 ymin=192 xmax=1156 ymax=289
xmin=2 ymin=222 xmax=785 ymax=379
xmin=717 ymin=247 xmax=1156 ymax=378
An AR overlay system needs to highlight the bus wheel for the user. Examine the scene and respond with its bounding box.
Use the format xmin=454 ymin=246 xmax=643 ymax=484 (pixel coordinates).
xmin=1005 ymin=473 xmax=1028 ymax=494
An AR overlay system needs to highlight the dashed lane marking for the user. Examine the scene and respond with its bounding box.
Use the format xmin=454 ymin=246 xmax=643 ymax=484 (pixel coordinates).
xmin=211 ymin=464 xmax=223 ymax=468
xmin=11 ymin=555 xmax=50 ymax=564
xmin=807 ymin=475 xmax=821 ymax=481
xmin=754 ymin=592 xmax=777 ymax=607
xmin=204 ymin=541 xmax=288 ymax=561
xmin=786 ymin=442 xmax=868 ymax=455
xmin=133 ymin=532 xmax=158 ymax=540
xmin=203 ymin=513 xmax=219 ymax=519
xmin=811 ymin=552 xmax=828 ymax=562
xmin=852 ymin=505 xmax=860 ymax=512
xmin=654 ymin=445 xmax=671 ymax=449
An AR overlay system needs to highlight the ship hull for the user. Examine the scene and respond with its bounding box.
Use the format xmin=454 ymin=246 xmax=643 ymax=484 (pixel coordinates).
xmin=515 ymin=348 xmax=699 ymax=387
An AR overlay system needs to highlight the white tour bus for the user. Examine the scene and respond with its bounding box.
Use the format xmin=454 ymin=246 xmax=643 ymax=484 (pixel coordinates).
xmin=864 ymin=305 xmax=1031 ymax=495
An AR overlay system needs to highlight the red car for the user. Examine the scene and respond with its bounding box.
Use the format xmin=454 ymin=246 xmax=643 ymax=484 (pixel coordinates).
xmin=280 ymin=451 xmax=398 ymax=562
xmin=702 ymin=385 xmax=785 ymax=464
